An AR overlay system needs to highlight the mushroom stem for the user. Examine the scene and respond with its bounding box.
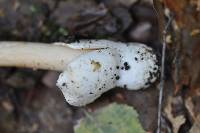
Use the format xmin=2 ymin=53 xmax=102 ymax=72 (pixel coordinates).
xmin=0 ymin=41 xmax=87 ymax=71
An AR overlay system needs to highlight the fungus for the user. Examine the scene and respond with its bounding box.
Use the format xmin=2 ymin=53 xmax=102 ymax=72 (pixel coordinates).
xmin=0 ymin=40 xmax=159 ymax=106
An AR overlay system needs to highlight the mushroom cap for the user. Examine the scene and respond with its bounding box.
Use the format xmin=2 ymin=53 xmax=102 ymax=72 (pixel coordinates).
xmin=56 ymin=48 xmax=120 ymax=106
xmin=114 ymin=43 xmax=159 ymax=90
xmin=56 ymin=40 xmax=159 ymax=106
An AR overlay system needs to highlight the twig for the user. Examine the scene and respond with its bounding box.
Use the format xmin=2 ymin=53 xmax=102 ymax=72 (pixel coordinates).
xmin=157 ymin=15 xmax=173 ymax=133
xmin=152 ymin=1 xmax=165 ymax=132
xmin=153 ymin=0 xmax=174 ymax=132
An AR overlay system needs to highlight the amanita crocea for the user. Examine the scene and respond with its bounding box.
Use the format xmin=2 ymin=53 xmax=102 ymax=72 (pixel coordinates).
xmin=0 ymin=40 xmax=159 ymax=106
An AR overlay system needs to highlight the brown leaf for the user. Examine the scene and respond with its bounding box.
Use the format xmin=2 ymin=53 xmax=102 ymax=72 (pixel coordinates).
xmin=164 ymin=0 xmax=200 ymax=30
xmin=164 ymin=0 xmax=186 ymax=27
xmin=190 ymin=44 xmax=200 ymax=92
xmin=185 ymin=94 xmax=200 ymax=120
xmin=189 ymin=115 xmax=200 ymax=133
xmin=164 ymin=96 xmax=186 ymax=133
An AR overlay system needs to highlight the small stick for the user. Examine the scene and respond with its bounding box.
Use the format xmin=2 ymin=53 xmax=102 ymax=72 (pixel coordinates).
xmin=153 ymin=0 xmax=174 ymax=132
xmin=157 ymin=16 xmax=173 ymax=133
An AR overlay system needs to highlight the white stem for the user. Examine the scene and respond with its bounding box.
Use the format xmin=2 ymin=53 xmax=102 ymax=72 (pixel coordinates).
xmin=0 ymin=41 xmax=87 ymax=71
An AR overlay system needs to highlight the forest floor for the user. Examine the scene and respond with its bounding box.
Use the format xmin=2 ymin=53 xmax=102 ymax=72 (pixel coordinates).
xmin=0 ymin=0 xmax=198 ymax=133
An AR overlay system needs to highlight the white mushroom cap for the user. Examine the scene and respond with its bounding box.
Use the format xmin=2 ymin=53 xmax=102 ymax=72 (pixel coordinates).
xmin=114 ymin=43 xmax=159 ymax=90
xmin=56 ymin=40 xmax=159 ymax=106
xmin=57 ymin=48 xmax=121 ymax=106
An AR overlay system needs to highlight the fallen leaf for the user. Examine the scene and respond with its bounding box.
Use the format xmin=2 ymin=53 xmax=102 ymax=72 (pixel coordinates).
xmin=75 ymin=103 xmax=145 ymax=133
xmin=164 ymin=96 xmax=186 ymax=133
xmin=189 ymin=115 xmax=200 ymax=133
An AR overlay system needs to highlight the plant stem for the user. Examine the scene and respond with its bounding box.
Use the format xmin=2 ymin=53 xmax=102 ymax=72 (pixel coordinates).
xmin=0 ymin=41 xmax=87 ymax=71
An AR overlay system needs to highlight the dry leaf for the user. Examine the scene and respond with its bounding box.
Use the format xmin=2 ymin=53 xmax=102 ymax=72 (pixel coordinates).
xmin=164 ymin=96 xmax=186 ymax=133
xmin=189 ymin=115 xmax=200 ymax=133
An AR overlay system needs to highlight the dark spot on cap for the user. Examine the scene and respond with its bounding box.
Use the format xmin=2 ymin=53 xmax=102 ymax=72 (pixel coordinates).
xmin=116 ymin=66 xmax=119 ymax=69
xmin=99 ymin=88 xmax=102 ymax=90
xmin=89 ymin=92 xmax=93 ymax=94
xmin=145 ymin=71 xmax=155 ymax=86
xmin=125 ymin=65 xmax=130 ymax=70
xmin=149 ymin=72 xmax=153 ymax=79
xmin=124 ymin=62 xmax=130 ymax=70
xmin=134 ymin=57 xmax=138 ymax=61
xmin=124 ymin=62 xmax=128 ymax=66
xmin=116 ymin=76 xmax=120 ymax=80
xmin=121 ymin=67 xmax=124 ymax=70
xmin=145 ymin=82 xmax=150 ymax=86
xmin=62 ymin=83 xmax=66 ymax=86
xmin=153 ymin=71 xmax=159 ymax=77
xmin=71 ymin=80 xmax=74 ymax=83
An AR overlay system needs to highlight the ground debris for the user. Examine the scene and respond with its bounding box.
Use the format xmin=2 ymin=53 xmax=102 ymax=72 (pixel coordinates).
xmin=189 ymin=115 xmax=200 ymax=133
xmin=164 ymin=96 xmax=186 ymax=133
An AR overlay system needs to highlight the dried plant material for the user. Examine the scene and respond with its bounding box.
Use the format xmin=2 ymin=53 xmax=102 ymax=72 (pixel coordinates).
xmin=185 ymin=93 xmax=200 ymax=120
xmin=189 ymin=115 xmax=200 ymax=133
xmin=190 ymin=29 xmax=200 ymax=36
xmin=162 ymin=0 xmax=200 ymax=95
xmin=91 ymin=60 xmax=101 ymax=72
xmin=190 ymin=0 xmax=200 ymax=10
xmin=190 ymin=44 xmax=200 ymax=92
xmin=185 ymin=97 xmax=195 ymax=120
xmin=1 ymin=100 xmax=14 ymax=112
xmin=164 ymin=0 xmax=187 ymax=27
xmin=164 ymin=97 xmax=186 ymax=133
xmin=166 ymin=34 xmax=172 ymax=43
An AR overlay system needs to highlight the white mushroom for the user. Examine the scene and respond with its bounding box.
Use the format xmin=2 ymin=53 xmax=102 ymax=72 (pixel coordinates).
xmin=0 ymin=40 xmax=159 ymax=106
xmin=56 ymin=40 xmax=159 ymax=106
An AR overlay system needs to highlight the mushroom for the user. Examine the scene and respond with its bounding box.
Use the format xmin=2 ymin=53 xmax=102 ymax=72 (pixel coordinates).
xmin=0 ymin=40 xmax=159 ymax=106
